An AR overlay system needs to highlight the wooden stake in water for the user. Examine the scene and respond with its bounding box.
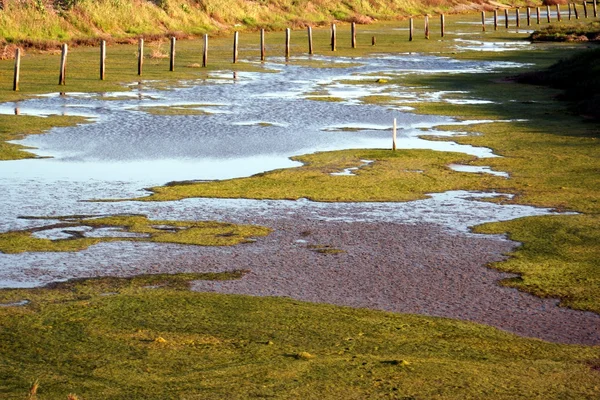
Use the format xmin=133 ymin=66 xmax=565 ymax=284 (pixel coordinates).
xmin=556 ymin=4 xmax=562 ymax=21
xmin=547 ymin=5 xmax=552 ymax=22
xmin=285 ymin=28 xmax=290 ymax=59
xmin=308 ymin=26 xmax=314 ymax=55
xmin=351 ymin=22 xmax=356 ymax=48
xmin=536 ymin=7 xmax=541 ymax=24
xmin=527 ymin=7 xmax=531 ymax=25
xmin=574 ymin=2 xmax=580 ymax=19
xmin=100 ymin=40 xmax=106 ymax=80
xmin=583 ymin=1 xmax=588 ymax=18
xmin=13 ymin=48 xmax=20 ymax=91
xmin=372 ymin=36 xmax=376 ymax=46
xmin=331 ymin=24 xmax=336 ymax=51
xmin=481 ymin=11 xmax=486 ymax=31
xmin=504 ymin=8 xmax=509 ymax=28
xmin=424 ymin=15 xmax=430 ymax=39
xmin=516 ymin=8 xmax=520 ymax=27
xmin=233 ymin=31 xmax=239 ymax=63
xmin=440 ymin=14 xmax=445 ymax=37
xmin=260 ymin=29 xmax=266 ymax=61
xmin=409 ymin=17 xmax=414 ymax=41
xmin=202 ymin=34 xmax=208 ymax=67
xmin=494 ymin=9 xmax=498 ymax=30
xmin=59 ymin=43 xmax=68 ymax=85
xmin=138 ymin=38 xmax=144 ymax=76
xmin=169 ymin=37 xmax=176 ymax=72
xmin=392 ymin=118 xmax=397 ymax=151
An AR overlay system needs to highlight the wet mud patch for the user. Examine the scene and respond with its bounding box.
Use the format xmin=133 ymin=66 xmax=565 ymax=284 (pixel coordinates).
xmin=0 ymin=215 xmax=271 ymax=254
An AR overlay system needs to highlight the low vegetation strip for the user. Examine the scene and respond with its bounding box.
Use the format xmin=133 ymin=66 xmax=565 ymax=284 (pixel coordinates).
xmin=0 ymin=0 xmax=523 ymax=47
xmin=0 ymin=277 xmax=599 ymax=399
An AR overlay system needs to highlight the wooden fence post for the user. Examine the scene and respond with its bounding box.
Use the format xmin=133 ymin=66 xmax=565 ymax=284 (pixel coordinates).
xmin=409 ymin=17 xmax=414 ymax=41
xmin=516 ymin=8 xmax=520 ymax=27
xmin=392 ymin=118 xmax=397 ymax=151
xmin=556 ymin=4 xmax=562 ymax=21
xmin=285 ymin=28 xmax=290 ymax=58
xmin=202 ymin=34 xmax=208 ymax=67
xmin=13 ymin=48 xmax=20 ymax=91
xmin=547 ymin=5 xmax=551 ymax=22
xmin=351 ymin=22 xmax=356 ymax=48
xmin=574 ymin=3 xmax=579 ymax=19
xmin=494 ymin=9 xmax=498 ymax=30
xmin=481 ymin=11 xmax=486 ymax=31
xmin=138 ymin=38 xmax=143 ymax=76
xmin=169 ymin=37 xmax=176 ymax=71
xmin=100 ymin=40 xmax=106 ymax=80
xmin=536 ymin=7 xmax=541 ymax=24
xmin=59 ymin=43 xmax=68 ymax=85
xmin=425 ymin=15 xmax=430 ymax=39
xmin=233 ymin=31 xmax=239 ymax=63
xmin=440 ymin=14 xmax=445 ymax=37
xmin=260 ymin=29 xmax=265 ymax=61
xmin=331 ymin=23 xmax=336 ymax=51
xmin=308 ymin=26 xmax=314 ymax=55
xmin=527 ymin=7 xmax=531 ymax=25
xmin=568 ymin=2 xmax=573 ymax=19
xmin=504 ymin=8 xmax=509 ymax=28
xmin=583 ymin=1 xmax=588 ymax=18
xmin=593 ymin=0 xmax=597 ymax=17
xmin=372 ymin=36 xmax=376 ymax=45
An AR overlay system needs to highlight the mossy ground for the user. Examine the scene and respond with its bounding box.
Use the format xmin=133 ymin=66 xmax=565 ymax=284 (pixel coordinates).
xmin=0 ymin=215 xmax=271 ymax=254
xmin=1 ymin=278 xmax=599 ymax=399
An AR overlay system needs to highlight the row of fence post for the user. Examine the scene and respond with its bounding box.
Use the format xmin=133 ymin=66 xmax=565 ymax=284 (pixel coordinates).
xmin=10 ymin=2 xmax=599 ymax=90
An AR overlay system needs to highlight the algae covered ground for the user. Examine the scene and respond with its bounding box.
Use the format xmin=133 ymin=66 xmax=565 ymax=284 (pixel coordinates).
xmin=0 ymin=12 xmax=599 ymax=399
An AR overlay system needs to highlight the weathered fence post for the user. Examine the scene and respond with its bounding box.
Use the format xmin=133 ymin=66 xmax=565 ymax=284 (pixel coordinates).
xmin=583 ymin=1 xmax=588 ymax=18
xmin=556 ymin=4 xmax=562 ymax=21
xmin=331 ymin=23 xmax=336 ymax=51
xmin=516 ymin=7 xmax=520 ymax=27
xmin=202 ymin=34 xmax=208 ymax=67
xmin=425 ymin=15 xmax=430 ymax=39
xmin=100 ymin=40 xmax=106 ymax=80
xmin=169 ymin=37 xmax=176 ymax=71
xmin=372 ymin=36 xmax=376 ymax=45
xmin=494 ymin=9 xmax=498 ymax=30
xmin=593 ymin=0 xmax=597 ymax=17
xmin=504 ymin=8 xmax=509 ymax=28
xmin=481 ymin=11 xmax=486 ymax=31
xmin=260 ymin=29 xmax=265 ymax=61
xmin=138 ymin=38 xmax=143 ymax=76
xmin=59 ymin=43 xmax=68 ymax=85
xmin=440 ymin=14 xmax=445 ymax=37
xmin=13 ymin=48 xmax=20 ymax=91
xmin=351 ymin=22 xmax=356 ymax=48
xmin=547 ymin=5 xmax=552 ymax=22
xmin=568 ymin=2 xmax=573 ymax=19
xmin=233 ymin=31 xmax=239 ymax=63
xmin=392 ymin=118 xmax=397 ymax=151
xmin=527 ymin=7 xmax=531 ymax=25
xmin=285 ymin=28 xmax=290 ymax=58
xmin=409 ymin=17 xmax=414 ymax=41
xmin=574 ymin=2 xmax=580 ymax=19
xmin=308 ymin=26 xmax=314 ymax=55
xmin=536 ymin=7 xmax=541 ymax=24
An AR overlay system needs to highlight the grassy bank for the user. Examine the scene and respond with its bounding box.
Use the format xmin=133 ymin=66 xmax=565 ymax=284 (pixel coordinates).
xmin=0 ymin=0 xmax=524 ymax=47
xmin=1 ymin=276 xmax=599 ymax=399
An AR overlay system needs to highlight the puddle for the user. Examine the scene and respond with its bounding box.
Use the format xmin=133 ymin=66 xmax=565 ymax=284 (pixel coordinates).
xmin=449 ymin=164 xmax=509 ymax=177
xmin=330 ymin=160 xmax=373 ymax=176
xmin=454 ymin=39 xmax=532 ymax=52
xmin=0 ymin=299 xmax=30 ymax=307
xmin=0 ymin=51 xmax=539 ymax=288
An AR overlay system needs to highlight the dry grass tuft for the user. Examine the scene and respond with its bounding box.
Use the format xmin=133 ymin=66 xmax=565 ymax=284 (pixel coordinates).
xmin=27 ymin=379 xmax=39 ymax=400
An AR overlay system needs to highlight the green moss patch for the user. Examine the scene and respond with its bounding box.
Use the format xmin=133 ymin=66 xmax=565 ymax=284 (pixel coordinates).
xmin=0 ymin=215 xmax=271 ymax=254
xmin=0 ymin=278 xmax=599 ymax=399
